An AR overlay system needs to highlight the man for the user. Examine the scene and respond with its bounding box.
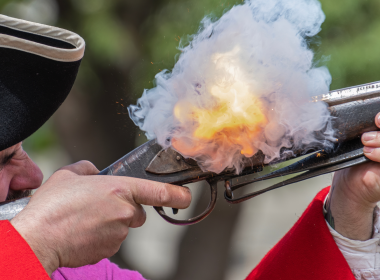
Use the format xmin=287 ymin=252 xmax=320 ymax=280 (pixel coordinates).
xmin=0 ymin=14 xmax=190 ymax=279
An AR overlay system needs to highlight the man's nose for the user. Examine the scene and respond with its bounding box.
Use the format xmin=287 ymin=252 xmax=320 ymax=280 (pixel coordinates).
xmin=9 ymin=156 xmax=43 ymax=191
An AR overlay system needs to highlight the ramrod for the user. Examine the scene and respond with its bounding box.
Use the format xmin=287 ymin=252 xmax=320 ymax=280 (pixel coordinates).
xmin=1 ymin=81 xmax=380 ymax=225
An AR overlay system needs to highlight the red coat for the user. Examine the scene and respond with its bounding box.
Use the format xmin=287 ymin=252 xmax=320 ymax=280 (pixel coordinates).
xmin=0 ymin=219 xmax=49 ymax=279
xmin=0 ymin=187 xmax=354 ymax=279
xmin=245 ymin=187 xmax=355 ymax=280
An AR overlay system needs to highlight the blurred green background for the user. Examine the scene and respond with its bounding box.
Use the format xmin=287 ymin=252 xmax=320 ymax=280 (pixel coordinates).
xmin=1 ymin=0 xmax=378 ymax=155
xmin=0 ymin=0 xmax=379 ymax=279
xmin=1 ymin=0 xmax=379 ymax=155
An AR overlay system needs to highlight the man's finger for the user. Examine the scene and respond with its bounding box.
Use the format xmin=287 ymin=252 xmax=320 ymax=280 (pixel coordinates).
xmin=363 ymin=146 xmax=380 ymax=163
xmin=362 ymin=132 xmax=380 ymax=147
xmin=128 ymin=204 xmax=147 ymax=228
xmin=124 ymin=178 xmax=192 ymax=209
xmin=59 ymin=160 xmax=100 ymax=176
xmin=376 ymin=112 xmax=380 ymax=129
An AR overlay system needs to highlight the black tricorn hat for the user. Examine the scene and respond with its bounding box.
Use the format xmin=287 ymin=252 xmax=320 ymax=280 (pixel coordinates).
xmin=0 ymin=14 xmax=85 ymax=151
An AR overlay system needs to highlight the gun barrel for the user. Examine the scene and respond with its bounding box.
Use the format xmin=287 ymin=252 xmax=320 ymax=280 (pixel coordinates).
xmin=0 ymin=197 xmax=31 ymax=220
xmin=330 ymin=96 xmax=380 ymax=142
xmin=100 ymin=86 xmax=380 ymax=183
xmin=316 ymin=81 xmax=380 ymax=106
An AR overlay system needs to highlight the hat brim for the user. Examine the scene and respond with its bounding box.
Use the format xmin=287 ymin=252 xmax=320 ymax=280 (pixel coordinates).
xmin=0 ymin=15 xmax=85 ymax=151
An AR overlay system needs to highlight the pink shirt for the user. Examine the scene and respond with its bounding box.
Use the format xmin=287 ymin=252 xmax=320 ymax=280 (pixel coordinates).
xmin=52 ymin=259 xmax=147 ymax=280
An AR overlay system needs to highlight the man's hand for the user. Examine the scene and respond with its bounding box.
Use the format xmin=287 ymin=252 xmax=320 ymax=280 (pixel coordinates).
xmin=327 ymin=112 xmax=380 ymax=241
xmin=10 ymin=161 xmax=191 ymax=276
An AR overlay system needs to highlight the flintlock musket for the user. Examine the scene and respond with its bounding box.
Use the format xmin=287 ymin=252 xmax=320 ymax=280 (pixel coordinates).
xmin=1 ymin=81 xmax=380 ymax=225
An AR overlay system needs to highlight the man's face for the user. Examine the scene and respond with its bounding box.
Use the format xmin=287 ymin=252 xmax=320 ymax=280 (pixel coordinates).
xmin=0 ymin=142 xmax=43 ymax=202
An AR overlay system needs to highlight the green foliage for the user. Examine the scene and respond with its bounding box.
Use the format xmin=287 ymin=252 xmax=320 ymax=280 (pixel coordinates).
xmin=81 ymin=11 xmax=136 ymax=65
xmin=0 ymin=0 xmax=19 ymax=10
xmin=319 ymin=0 xmax=380 ymax=89
xmin=22 ymin=121 xmax=58 ymax=152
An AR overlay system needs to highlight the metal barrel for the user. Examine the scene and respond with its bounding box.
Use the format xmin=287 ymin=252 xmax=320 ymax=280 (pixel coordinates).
xmin=0 ymin=197 xmax=31 ymax=220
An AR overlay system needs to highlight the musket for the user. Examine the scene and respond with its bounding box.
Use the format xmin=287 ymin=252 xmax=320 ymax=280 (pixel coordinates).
xmin=1 ymin=81 xmax=380 ymax=225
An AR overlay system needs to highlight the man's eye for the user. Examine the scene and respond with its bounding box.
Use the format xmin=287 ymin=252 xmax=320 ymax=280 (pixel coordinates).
xmin=1 ymin=152 xmax=15 ymax=166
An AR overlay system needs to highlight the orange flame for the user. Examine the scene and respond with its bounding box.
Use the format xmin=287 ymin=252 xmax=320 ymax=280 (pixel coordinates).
xmin=172 ymin=47 xmax=268 ymax=161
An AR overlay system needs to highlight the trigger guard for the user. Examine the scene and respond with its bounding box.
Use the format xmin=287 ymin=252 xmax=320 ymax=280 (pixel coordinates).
xmin=153 ymin=179 xmax=218 ymax=226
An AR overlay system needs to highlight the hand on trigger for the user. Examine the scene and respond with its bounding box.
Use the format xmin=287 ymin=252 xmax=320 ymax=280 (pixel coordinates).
xmin=11 ymin=160 xmax=191 ymax=276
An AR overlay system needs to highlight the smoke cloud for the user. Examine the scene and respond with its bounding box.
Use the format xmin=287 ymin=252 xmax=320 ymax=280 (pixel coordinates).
xmin=129 ymin=0 xmax=335 ymax=174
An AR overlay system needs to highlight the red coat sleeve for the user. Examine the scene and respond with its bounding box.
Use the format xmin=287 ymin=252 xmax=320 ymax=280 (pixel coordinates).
xmin=0 ymin=220 xmax=50 ymax=279
xmin=245 ymin=187 xmax=356 ymax=280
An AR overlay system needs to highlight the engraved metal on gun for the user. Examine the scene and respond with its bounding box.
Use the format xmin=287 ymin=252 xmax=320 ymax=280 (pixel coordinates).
xmin=313 ymin=81 xmax=380 ymax=106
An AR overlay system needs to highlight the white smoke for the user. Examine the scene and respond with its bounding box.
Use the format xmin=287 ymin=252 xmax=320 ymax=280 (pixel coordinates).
xmin=128 ymin=0 xmax=335 ymax=174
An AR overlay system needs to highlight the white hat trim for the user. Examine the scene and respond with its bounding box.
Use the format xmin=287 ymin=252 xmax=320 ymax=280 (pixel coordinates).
xmin=0 ymin=14 xmax=85 ymax=62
